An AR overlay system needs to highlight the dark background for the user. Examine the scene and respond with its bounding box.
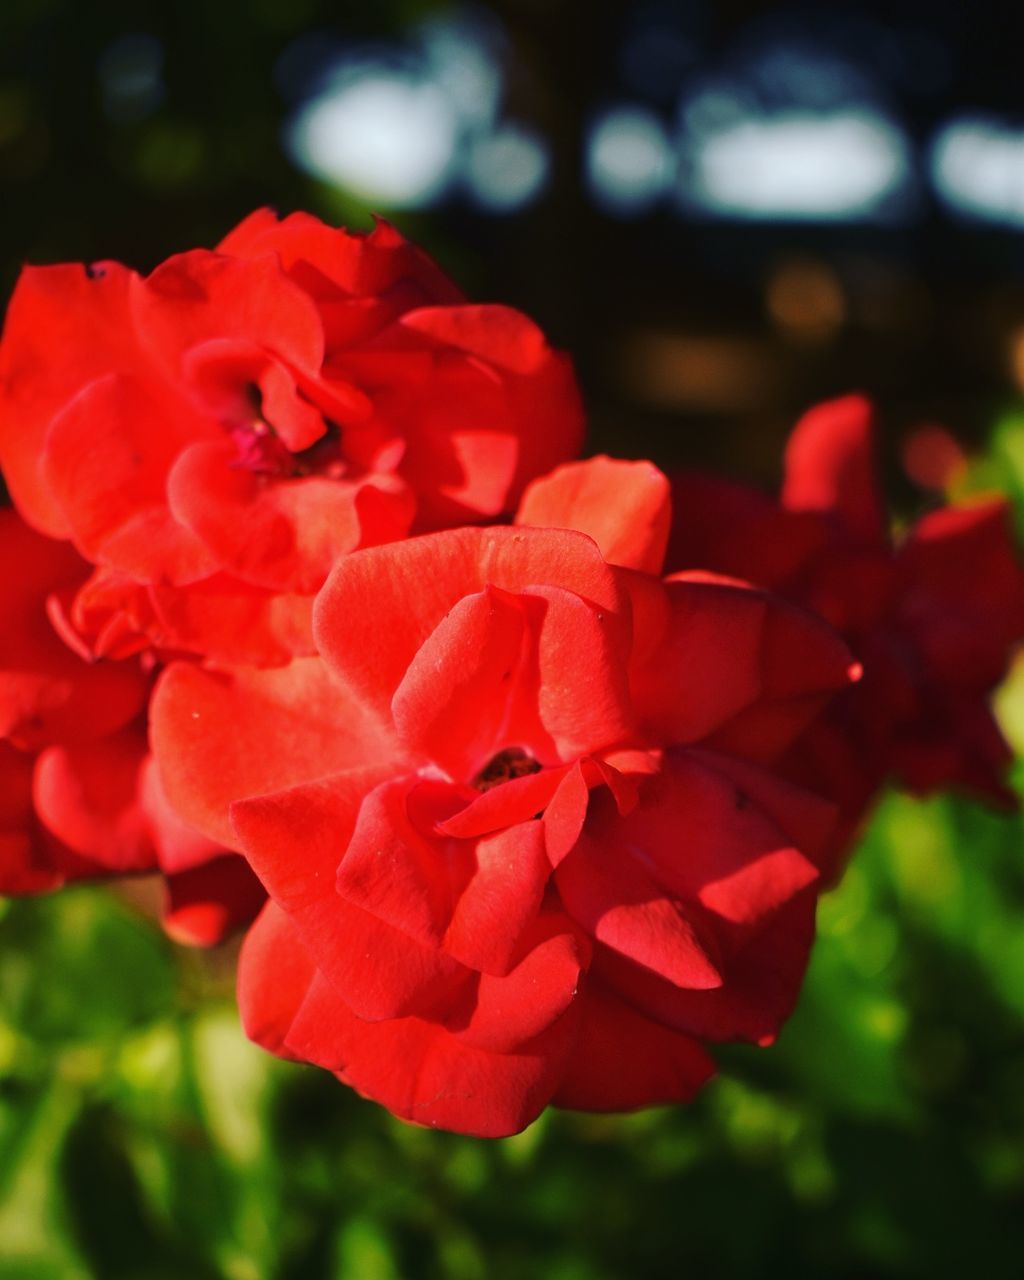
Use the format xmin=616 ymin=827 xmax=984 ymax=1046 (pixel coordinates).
xmin=5 ymin=0 xmax=1024 ymax=480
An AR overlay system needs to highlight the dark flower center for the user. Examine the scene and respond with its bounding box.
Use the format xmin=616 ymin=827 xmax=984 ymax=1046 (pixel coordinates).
xmin=473 ymin=747 xmax=542 ymax=792
xmin=230 ymin=414 xmax=346 ymax=481
xmin=228 ymin=420 xmax=295 ymax=475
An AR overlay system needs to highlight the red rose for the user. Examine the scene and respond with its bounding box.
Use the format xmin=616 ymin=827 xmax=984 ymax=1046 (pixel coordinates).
xmin=0 ymin=508 xmax=264 ymax=943
xmin=669 ymin=395 xmax=1024 ymax=868
xmin=152 ymin=459 xmax=856 ymax=1136
xmin=0 ymin=210 xmax=583 ymax=665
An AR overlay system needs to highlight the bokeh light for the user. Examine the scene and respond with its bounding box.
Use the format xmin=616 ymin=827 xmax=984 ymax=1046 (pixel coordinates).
xmin=766 ymin=257 xmax=846 ymax=343
xmin=288 ymin=65 xmax=459 ymax=207
xmin=586 ymin=105 xmax=674 ymax=215
xmin=97 ymin=34 xmax=164 ymax=124
xmin=284 ymin=9 xmax=554 ymax=215
xmin=419 ymin=10 xmax=504 ymax=130
xmin=463 ymin=123 xmax=549 ymax=212
xmin=931 ymin=116 xmax=1024 ymax=228
xmin=681 ymin=109 xmax=912 ymax=221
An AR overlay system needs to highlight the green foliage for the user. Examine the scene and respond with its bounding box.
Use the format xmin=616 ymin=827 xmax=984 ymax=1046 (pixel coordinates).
xmin=960 ymin=410 xmax=1024 ymax=542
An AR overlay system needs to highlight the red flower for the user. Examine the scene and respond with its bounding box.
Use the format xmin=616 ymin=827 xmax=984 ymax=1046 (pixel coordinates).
xmin=0 ymin=508 xmax=264 ymax=943
xmin=152 ymin=459 xmax=856 ymax=1135
xmin=669 ymin=395 xmax=1024 ymax=867
xmin=0 ymin=210 xmax=583 ymax=665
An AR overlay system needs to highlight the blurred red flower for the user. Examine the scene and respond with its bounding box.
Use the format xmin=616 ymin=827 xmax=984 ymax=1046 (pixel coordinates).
xmin=151 ymin=460 xmax=857 ymax=1136
xmin=669 ymin=395 xmax=1024 ymax=871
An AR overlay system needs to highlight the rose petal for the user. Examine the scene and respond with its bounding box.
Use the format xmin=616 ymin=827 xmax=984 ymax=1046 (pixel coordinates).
xmin=517 ymin=455 xmax=671 ymax=574
xmin=633 ymin=573 xmax=856 ymax=762
xmin=556 ymin=830 xmax=723 ymax=990
xmin=585 ymin=751 xmax=820 ymax=929
xmin=166 ymin=439 xmax=370 ymax=593
xmin=338 ymin=776 xmax=554 ymax=976
xmin=283 ymin=971 xmax=580 ymax=1137
xmin=592 ymin=888 xmax=818 ymax=1045
xmin=162 ymin=855 xmax=267 ymax=946
xmin=667 ymin=470 xmax=826 ymax=589
xmin=151 ymin=657 xmax=398 ymax=846
xmin=439 ymin=765 xmax=570 ymax=840
xmin=391 ymin=586 xmax=534 ymax=779
xmin=32 ymin=729 xmax=155 ymax=874
xmin=218 ymin=209 xmax=463 ymax=313
xmin=314 ymin=526 xmax=624 ymax=717
xmin=0 ymin=511 xmax=148 ymax=749
xmin=41 ymin=372 xmax=218 ymax=583
xmin=0 ymin=741 xmax=65 ymax=893
xmin=400 ymin=304 xmax=553 ymax=375
xmin=782 ymin=394 xmax=885 ymax=545
xmin=139 ymin=755 xmax=224 ymax=874
xmin=69 ymin=566 xmax=317 ymax=666
xmin=449 ymin=917 xmax=588 ymax=1052
xmin=237 ymin=900 xmax=317 ymax=1060
xmin=0 ymin=261 xmax=138 ymax=536
xmin=134 ymin=249 xmax=326 ymax=380
xmin=231 ymin=772 xmax=468 ymax=1020
xmin=551 ymin=986 xmax=714 ymax=1112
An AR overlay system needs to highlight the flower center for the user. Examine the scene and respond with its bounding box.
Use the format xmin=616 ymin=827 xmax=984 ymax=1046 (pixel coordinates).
xmin=228 ymin=419 xmax=295 ymax=475
xmin=229 ymin=404 xmax=347 ymax=481
xmin=472 ymin=747 xmax=542 ymax=792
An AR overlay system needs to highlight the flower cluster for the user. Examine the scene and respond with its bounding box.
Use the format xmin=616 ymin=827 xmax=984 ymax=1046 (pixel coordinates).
xmin=1 ymin=213 xmax=1021 ymax=1136
xmin=668 ymin=396 xmax=1024 ymax=876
